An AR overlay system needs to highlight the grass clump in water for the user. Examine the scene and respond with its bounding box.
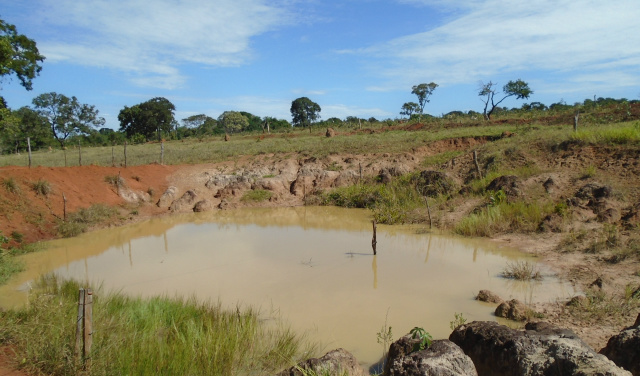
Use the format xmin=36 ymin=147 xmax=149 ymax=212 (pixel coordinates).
xmin=0 ymin=275 xmax=317 ymax=376
xmin=501 ymin=261 xmax=542 ymax=281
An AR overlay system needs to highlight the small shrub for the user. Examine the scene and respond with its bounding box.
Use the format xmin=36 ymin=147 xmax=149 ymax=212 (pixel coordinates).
xmin=31 ymin=179 xmax=52 ymax=196
xmin=501 ymin=261 xmax=542 ymax=280
xmin=10 ymin=231 xmax=23 ymax=244
xmin=449 ymin=312 xmax=467 ymax=330
xmin=325 ymin=161 xmax=343 ymax=171
xmin=2 ymin=177 xmax=20 ymax=194
xmin=132 ymin=175 xmax=141 ymax=182
xmin=241 ymin=189 xmax=272 ymax=202
xmin=104 ymin=175 xmax=124 ymax=186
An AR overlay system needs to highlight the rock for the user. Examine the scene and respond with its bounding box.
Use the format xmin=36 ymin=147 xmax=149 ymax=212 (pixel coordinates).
xmin=635 ymin=312 xmax=640 ymax=328
xmin=315 ymin=170 xmax=340 ymax=189
xmin=450 ymin=321 xmax=631 ymax=376
xmin=277 ymin=348 xmax=365 ymax=376
xmin=538 ymin=213 xmax=564 ymax=232
xmin=495 ymin=299 xmax=528 ymax=321
xmin=252 ymin=177 xmax=289 ymax=196
xmin=590 ymin=277 xmax=603 ymax=289
xmin=543 ymin=177 xmax=556 ymax=193
xmin=193 ymin=199 xmax=214 ymax=212
xmin=486 ymin=175 xmax=520 ymax=198
xmin=334 ymin=170 xmax=360 ymax=187
xmin=385 ymin=337 xmax=478 ymax=376
xmin=476 ymin=290 xmax=503 ymax=304
xmin=169 ymin=190 xmax=197 ymax=212
xmin=218 ymin=198 xmax=230 ymax=210
xmin=600 ymin=317 xmax=640 ymax=375
xmin=224 ymin=133 xmax=230 ymax=141
xmin=156 ymin=186 xmax=178 ymax=208
xmin=566 ymin=295 xmax=588 ymax=307
xmin=413 ymin=170 xmax=457 ymax=197
xmin=576 ymin=183 xmax=613 ymax=201
xmin=501 ymin=131 xmax=514 ymax=138
xmin=326 ymin=127 xmax=336 ymax=137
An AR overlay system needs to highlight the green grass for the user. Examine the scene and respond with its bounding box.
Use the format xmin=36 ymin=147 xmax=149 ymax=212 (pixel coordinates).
xmin=1 ymin=177 xmax=21 ymax=194
xmin=31 ymin=179 xmax=52 ymax=196
xmin=240 ymin=189 xmax=273 ymax=202
xmin=0 ymin=275 xmax=317 ymax=376
xmin=569 ymin=122 xmax=640 ymax=145
xmin=0 ymin=251 xmax=24 ymax=285
xmin=566 ymin=287 xmax=640 ymax=325
xmin=0 ymin=231 xmax=43 ymax=285
xmin=455 ymin=200 xmax=554 ymax=237
xmin=57 ymin=204 xmax=119 ymax=238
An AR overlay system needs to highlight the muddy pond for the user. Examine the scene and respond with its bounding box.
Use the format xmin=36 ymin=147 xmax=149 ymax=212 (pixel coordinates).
xmin=0 ymin=206 xmax=576 ymax=367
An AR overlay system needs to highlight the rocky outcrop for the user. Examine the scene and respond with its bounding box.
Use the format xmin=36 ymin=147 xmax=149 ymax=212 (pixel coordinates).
xmin=413 ymin=170 xmax=457 ymax=197
xmin=193 ymin=199 xmax=214 ymax=212
xmin=494 ymin=299 xmax=528 ymax=321
xmin=277 ymin=348 xmax=365 ymax=376
xmin=573 ymin=183 xmax=621 ymax=223
xmin=476 ymin=290 xmax=503 ymax=304
xmin=449 ymin=321 xmax=631 ymax=376
xmin=385 ymin=335 xmax=477 ymax=376
xmin=600 ymin=314 xmax=640 ymax=375
xmin=156 ymin=186 xmax=178 ymax=208
xmin=486 ymin=175 xmax=520 ymax=198
xmin=169 ymin=190 xmax=198 ymax=212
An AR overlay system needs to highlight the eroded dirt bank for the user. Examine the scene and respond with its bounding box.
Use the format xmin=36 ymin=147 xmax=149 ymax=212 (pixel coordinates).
xmin=1 ymin=134 xmax=639 ymax=356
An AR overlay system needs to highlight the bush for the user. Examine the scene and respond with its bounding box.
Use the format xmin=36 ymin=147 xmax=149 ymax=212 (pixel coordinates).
xmin=31 ymin=179 xmax=52 ymax=196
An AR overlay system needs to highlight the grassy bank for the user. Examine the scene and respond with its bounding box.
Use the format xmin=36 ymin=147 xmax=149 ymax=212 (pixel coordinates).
xmin=0 ymin=275 xmax=317 ymax=376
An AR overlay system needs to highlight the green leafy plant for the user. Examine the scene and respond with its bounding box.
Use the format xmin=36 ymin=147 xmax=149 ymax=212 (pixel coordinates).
xmin=449 ymin=312 xmax=467 ymax=330
xmin=487 ymin=189 xmax=507 ymax=206
xmin=409 ymin=327 xmax=433 ymax=352
xmin=240 ymin=189 xmax=272 ymax=202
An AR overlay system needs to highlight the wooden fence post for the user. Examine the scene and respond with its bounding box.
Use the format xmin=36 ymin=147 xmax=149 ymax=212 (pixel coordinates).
xmin=160 ymin=141 xmax=164 ymax=165
xmin=111 ymin=144 xmax=115 ymax=167
xmin=473 ymin=150 xmax=482 ymax=179
xmin=63 ymin=193 xmax=67 ymax=221
xmin=27 ymin=137 xmax=32 ymax=168
xmin=74 ymin=288 xmax=85 ymax=363
xmin=78 ymin=140 xmax=82 ymax=166
xmin=372 ymin=219 xmax=377 ymax=255
xmin=124 ymin=141 xmax=128 ymax=168
xmin=84 ymin=289 xmax=93 ymax=369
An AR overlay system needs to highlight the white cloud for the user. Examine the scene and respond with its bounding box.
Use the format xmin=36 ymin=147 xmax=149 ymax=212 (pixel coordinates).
xmin=360 ymin=0 xmax=640 ymax=92
xmin=35 ymin=0 xmax=291 ymax=89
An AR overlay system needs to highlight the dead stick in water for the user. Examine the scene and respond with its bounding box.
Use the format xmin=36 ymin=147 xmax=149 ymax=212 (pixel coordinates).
xmin=372 ymin=219 xmax=377 ymax=255
xmin=424 ymin=196 xmax=432 ymax=229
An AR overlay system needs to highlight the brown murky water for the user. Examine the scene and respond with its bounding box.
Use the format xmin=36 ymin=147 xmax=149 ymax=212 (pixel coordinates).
xmin=0 ymin=206 xmax=575 ymax=367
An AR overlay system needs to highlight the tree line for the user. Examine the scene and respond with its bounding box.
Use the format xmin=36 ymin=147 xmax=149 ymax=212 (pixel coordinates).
xmin=1 ymin=17 xmax=638 ymax=155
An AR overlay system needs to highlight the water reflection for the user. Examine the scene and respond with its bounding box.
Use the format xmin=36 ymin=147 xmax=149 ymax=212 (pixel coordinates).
xmin=0 ymin=206 xmax=575 ymax=367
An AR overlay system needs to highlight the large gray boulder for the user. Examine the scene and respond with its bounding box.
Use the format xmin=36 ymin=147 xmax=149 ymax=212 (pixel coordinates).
xmin=277 ymin=348 xmax=366 ymax=376
xmin=156 ymin=186 xmax=178 ymax=208
xmin=449 ymin=321 xmax=630 ymax=376
xmin=169 ymin=190 xmax=198 ymax=212
xmin=385 ymin=335 xmax=477 ymax=376
xmin=600 ymin=314 xmax=640 ymax=375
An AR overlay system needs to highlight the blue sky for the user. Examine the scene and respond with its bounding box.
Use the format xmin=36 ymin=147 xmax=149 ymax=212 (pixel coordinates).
xmin=1 ymin=0 xmax=639 ymax=130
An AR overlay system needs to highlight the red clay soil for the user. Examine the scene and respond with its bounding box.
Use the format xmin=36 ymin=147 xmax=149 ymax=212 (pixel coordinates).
xmin=0 ymin=164 xmax=179 ymax=246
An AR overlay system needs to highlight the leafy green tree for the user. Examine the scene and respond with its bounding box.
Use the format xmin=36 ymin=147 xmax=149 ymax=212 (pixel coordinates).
xmin=0 ymin=18 xmax=45 ymax=91
xmin=400 ymin=102 xmax=420 ymax=119
xmin=182 ymin=114 xmax=218 ymax=136
xmin=411 ymin=83 xmax=438 ymax=122
xmin=262 ymin=116 xmax=290 ymax=131
xmin=239 ymin=111 xmax=263 ymax=132
xmin=290 ymin=97 xmax=321 ymax=127
xmin=218 ymin=111 xmax=248 ymax=134
xmin=479 ymin=79 xmax=532 ymax=120
xmin=118 ymin=97 xmax=176 ymax=141
xmin=33 ymin=92 xmax=105 ymax=148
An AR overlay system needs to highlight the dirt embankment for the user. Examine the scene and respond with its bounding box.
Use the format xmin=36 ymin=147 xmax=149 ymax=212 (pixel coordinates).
xmin=1 ymin=132 xmax=640 ymax=370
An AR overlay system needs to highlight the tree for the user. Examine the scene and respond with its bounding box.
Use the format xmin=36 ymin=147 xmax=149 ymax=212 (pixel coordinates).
xmin=400 ymin=102 xmax=420 ymax=119
xmin=218 ymin=111 xmax=248 ymax=134
xmin=118 ymin=97 xmax=176 ymax=141
xmin=411 ymin=83 xmax=438 ymax=122
xmin=290 ymin=97 xmax=321 ymax=127
xmin=478 ymin=79 xmax=532 ymax=120
xmin=33 ymin=92 xmax=105 ymax=148
xmin=0 ymin=18 xmax=45 ymax=91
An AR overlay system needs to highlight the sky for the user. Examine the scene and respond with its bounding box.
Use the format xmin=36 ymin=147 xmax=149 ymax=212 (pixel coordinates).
xmin=1 ymin=0 xmax=639 ymax=130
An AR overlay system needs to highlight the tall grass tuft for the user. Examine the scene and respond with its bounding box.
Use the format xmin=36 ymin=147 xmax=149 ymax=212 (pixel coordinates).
xmin=455 ymin=200 xmax=553 ymax=237
xmin=2 ymin=177 xmax=21 ymax=194
xmin=501 ymin=261 xmax=542 ymax=280
xmin=0 ymin=275 xmax=317 ymax=376
xmin=31 ymin=179 xmax=52 ymax=196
